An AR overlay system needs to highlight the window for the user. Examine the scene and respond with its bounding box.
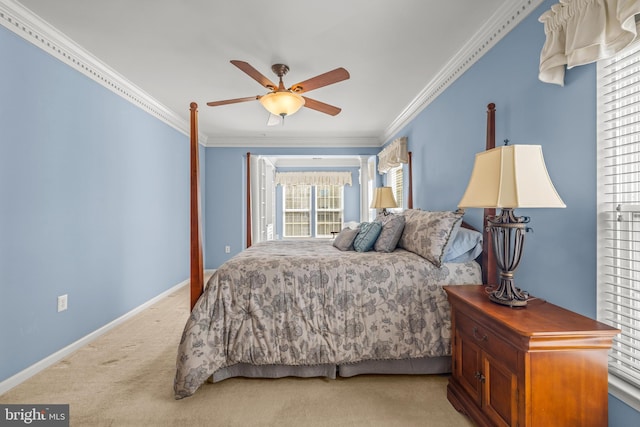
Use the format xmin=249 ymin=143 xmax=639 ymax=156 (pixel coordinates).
xmin=597 ymin=38 xmax=640 ymax=408
xmin=283 ymin=185 xmax=311 ymax=237
xmin=388 ymin=165 xmax=403 ymax=211
xmin=283 ymin=184 xmax=344 ymax=238
xmin=316 ymin=185 xmax=343 ymax=237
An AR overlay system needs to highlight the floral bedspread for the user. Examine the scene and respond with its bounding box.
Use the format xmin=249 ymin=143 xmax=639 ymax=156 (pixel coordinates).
xmin=174 ymin=240 xmax=481 ymax=398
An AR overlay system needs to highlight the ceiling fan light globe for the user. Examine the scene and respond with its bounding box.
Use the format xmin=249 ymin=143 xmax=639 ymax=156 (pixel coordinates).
xmin=259 ymin=92 xmax=305 ymax=117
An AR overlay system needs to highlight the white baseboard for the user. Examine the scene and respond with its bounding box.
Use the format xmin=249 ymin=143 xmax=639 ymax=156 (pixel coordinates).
xmin=0 ymin=277 xmax=192 ymax=395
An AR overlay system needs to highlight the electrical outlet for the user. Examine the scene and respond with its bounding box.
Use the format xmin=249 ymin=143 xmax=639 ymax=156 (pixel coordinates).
xmin=57 ymin=294 xmax=68 ymax=312
xmin=225 ymin=245 xmax=231 ymax=253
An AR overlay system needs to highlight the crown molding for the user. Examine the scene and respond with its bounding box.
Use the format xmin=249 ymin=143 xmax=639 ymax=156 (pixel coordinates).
xmin=1 ymin=0 xmax=543 ymax=149
xmin=381 ymin=0 xmax=545 ymax=143
xmin=0 ymin=0 xmax=208 ymax=145
xmin=204 ymin=135 xmax=380 ymax=148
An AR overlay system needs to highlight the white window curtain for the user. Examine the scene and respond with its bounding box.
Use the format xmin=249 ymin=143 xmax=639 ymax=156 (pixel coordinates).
xmin=275 ymin=171 xmax=352 ymax=187
xmin=378 ymin=137 xmax=408 ymax=174
xmin=539 ymin=0 xmax=640 ymax=86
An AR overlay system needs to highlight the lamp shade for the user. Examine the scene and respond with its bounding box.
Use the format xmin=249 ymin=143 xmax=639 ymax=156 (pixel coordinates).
xmin=259 ymin=91 xmax=305 ymax=117
xmin=458 ymin=145 xmax=565 ymax=209
xmin=371 ymin=187 xmax=398 ymax=209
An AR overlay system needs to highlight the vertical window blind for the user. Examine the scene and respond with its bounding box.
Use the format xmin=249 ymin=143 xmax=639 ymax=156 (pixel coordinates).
xmin=388 ymin=165 xmax=404 ymax=210
xmin=597 ymin=38 xmax=640 ymax=393
xmin=393 ymin=166 xmax=403 ymax=209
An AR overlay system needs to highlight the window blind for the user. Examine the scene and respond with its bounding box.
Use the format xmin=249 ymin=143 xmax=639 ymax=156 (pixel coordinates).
xmin=393 ymin=166 xmax=403 ymax=209
xmin=597 ymin=38 xmax=640 ymax=392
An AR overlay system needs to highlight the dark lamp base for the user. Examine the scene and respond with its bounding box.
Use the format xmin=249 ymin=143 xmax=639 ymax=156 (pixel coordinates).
xmin=488 ymin=289 xmax=528 ymax=307
xmin=486 ymin=208 xmax=532 ymax=308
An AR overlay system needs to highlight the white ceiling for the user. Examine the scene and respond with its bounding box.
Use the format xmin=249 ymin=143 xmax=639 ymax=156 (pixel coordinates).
xmin=8 ymin=0 xmax=538 ymax=147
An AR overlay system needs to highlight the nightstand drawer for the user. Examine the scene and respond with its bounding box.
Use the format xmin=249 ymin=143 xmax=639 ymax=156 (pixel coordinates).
xmin=456 ymin=310 xmax=518 ymax=369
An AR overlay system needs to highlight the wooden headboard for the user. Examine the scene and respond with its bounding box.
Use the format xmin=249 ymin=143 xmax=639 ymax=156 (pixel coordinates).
xmin=188 ymin=103 xmax=498 ymax=309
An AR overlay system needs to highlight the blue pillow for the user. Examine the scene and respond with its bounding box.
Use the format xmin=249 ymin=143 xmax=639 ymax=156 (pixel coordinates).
xmin=443 ymin=228 xmax=483 ymax=263
xmin=353 ymin=222 xmax=383 ymax=252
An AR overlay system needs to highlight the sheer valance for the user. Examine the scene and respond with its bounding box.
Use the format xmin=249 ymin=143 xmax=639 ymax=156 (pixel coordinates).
xmin=378 ymin=137 xmax=408 ymax=174
xmin=539 ymin=0 xmax=640 ymax=86
xmin=275 ymin=171 xmax=352 ymax=186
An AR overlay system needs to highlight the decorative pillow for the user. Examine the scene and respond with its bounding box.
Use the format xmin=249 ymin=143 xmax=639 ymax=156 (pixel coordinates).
xmin=374 ymin=214 xmax=406 ymax=253
xmin=332 ymin=227 xmax=360 ymax=251
xmin=443 ymin=227 xmax=483 ymax=263
xmin=398 ymin=210 xmax=464 ymax=267
xmin=375 ymin=212 xmax=396 ymax=225
xmin=353 ymin=221 xmax=383 ymax=252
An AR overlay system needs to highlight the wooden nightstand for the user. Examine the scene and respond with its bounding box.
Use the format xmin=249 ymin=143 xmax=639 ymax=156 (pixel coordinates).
xmin=444 ymin=285 xmax=619 ymax=427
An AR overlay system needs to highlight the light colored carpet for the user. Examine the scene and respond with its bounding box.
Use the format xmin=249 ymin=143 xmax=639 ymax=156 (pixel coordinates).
xmin=0 ymin=281 xmax=474 ymax=427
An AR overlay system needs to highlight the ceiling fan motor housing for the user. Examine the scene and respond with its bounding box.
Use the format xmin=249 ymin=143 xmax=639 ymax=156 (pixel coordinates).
xmin=271 ymin=64 xmax=290 ymax=77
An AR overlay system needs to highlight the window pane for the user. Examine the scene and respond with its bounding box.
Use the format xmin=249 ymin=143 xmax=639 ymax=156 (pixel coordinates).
xmin=284 ymin=185 xmax=310 ymax=237
xmin=285 ymin=185 xmax=311 ymax=210
xmin=316 ymin=185 xmax=343 ymax=237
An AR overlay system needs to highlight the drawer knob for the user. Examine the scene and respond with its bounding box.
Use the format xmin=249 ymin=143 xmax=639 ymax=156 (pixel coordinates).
xmin=474 ymin=371 xmax=486 ymax=383
xmin=473 ymin=326 xmax=488 ymax=342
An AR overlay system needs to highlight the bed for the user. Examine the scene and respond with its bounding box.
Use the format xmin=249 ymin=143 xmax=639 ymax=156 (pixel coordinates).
xmin=174 ymin=104 xmax=498 ymax=399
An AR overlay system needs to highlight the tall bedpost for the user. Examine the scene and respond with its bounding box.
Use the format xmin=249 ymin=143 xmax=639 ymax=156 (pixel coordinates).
xmin=246 ymin=152 xmax=252 ymax=248
xmin=483 ymin=103 xmax=497 ymax=286
xmin=190 ymin=102 xmax=204 ymax=310
xmin=407 ymin=151 xmax=413 ymax=209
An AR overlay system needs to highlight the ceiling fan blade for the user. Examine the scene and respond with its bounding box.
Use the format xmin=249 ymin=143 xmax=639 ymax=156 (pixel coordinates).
xmin=230 ymin=60 xmax=277 ymax=89
xmin=302 ymin=96 xmax=342 ymax=116
xmin=289 ymin=67 xmax=350 ymax=94
xmin=206 ymin=96 xmax=259 ymax=107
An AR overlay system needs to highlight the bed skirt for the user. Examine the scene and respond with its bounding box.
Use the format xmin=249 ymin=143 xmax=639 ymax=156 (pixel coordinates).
xmin=210 ymin=356 xmax=451 ymax=383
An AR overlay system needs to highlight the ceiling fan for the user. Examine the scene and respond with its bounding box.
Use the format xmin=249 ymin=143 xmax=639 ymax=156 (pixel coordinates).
xmin=207 ymin=60 xmax=350 ymax=122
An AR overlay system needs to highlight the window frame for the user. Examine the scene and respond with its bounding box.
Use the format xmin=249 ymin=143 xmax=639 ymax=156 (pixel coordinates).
xmin=597 ymin=37 xmax=640 ymax=411
xmin=315 ymin=184 xmax=344 ymax=238
xmin=282 ymin=184 xmax=344 ymax=239
xmin=282 ymin=184 xmax=312 ymax=238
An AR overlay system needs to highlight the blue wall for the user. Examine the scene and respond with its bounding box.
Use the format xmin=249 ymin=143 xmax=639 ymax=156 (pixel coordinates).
xmin=203 ymin=147 xmax=377 ymax=268
xmin=202 ymin=1 xmax=639 ymax=424
xmin=3 ymin=0 xmax=638 ymax=423
xmin=383 ymin=0 xmax=638 ymax=424
xmin=0 ymin=25 xmax=190 ymax=382
xmin=389 ymin=0 xmax=595 ymax=315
